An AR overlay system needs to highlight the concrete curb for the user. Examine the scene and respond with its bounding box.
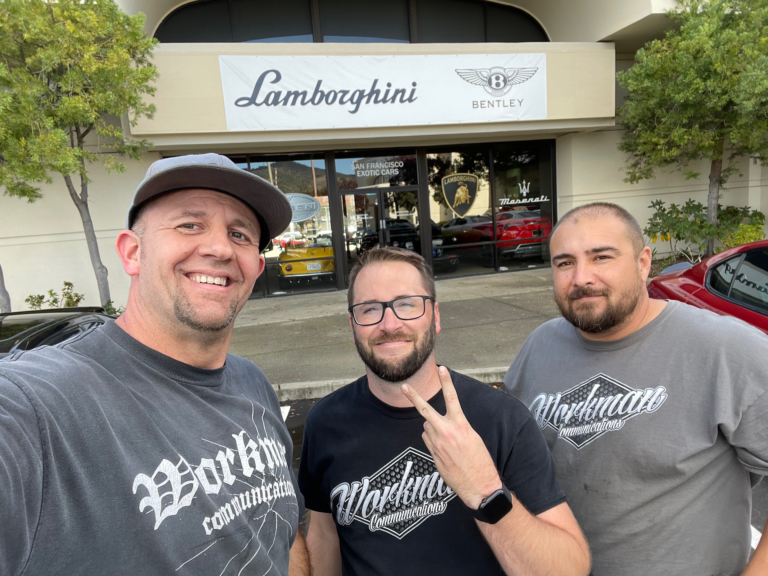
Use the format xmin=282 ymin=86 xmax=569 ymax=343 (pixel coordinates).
xmin=274 ymin=366 xmax=510 ymax=401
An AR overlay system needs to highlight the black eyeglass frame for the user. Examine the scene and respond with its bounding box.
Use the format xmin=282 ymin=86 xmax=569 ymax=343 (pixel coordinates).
xmin=348 ymin=295 xmax=436 ymax=326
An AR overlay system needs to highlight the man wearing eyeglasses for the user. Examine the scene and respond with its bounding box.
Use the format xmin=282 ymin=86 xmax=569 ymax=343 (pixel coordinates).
xmin=298 ymin=247 xmax=590 ymax=576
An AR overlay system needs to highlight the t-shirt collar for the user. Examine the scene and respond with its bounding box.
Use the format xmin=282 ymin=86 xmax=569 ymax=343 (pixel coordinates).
xmin=100 ymin=320 xmax=227 ymax=387
xmin=361 ymin=370 xmax=448 ymax=419
xmin=573 ymin=300 xmax=679 ymax=352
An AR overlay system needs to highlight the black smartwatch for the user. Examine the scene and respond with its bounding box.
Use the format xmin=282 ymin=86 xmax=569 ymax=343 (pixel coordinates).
xmin=471 ymin=484 xmax=513 ymax=524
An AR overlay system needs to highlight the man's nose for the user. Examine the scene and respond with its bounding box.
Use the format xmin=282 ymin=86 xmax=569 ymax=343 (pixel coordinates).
xmin=379 ymin=305 xmax=404 ymax=331
xmin=199 ymin=225 xmax=235 ymax=260
xmin=571 ymin=261 xmax=595 ymax=287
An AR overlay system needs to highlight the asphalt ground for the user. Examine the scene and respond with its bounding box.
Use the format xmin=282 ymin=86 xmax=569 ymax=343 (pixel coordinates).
xmin=230 ymin=268 xmax=559 ymax=394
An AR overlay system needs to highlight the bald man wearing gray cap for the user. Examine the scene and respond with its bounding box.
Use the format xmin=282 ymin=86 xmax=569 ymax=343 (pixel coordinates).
xmin=0 ymin=154 xmax=309 ymax=576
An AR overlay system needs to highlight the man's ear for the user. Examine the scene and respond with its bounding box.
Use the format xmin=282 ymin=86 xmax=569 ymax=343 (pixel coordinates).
xmin=638 ymin=246 xmax=653 ymax=282
xmin=256 ymin=254 xmax=266 ymax=278
xmin=434 ymin=301 xmax=441 ymax=335
xmin=116 ymin=230 xmax=141 ymax=277
xmin=349 ymin=314 xmax=357 ymax=344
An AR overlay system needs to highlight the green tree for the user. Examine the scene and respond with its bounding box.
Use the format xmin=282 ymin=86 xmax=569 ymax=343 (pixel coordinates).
xmin=0 ymin=0 xmax=157 ymax=306
xmin=617 ymin=0 xmax=768 ymax=256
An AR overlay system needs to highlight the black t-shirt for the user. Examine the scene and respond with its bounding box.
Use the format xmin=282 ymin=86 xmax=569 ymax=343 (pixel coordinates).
xmin=299 ymin=369 xmax=565 ymax=575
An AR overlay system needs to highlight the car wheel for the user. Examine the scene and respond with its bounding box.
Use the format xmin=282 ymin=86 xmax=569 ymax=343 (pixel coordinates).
xmin=278 ymin=278 xmax=289 ymax=291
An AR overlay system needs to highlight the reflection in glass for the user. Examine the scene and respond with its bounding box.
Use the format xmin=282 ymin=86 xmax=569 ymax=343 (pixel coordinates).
xmin=493 ymin=144 xmax=552 ymax=266
xmin=240 ymin=155 xmax=331 ymax=297
xmin=321 ymin=0 xmax=410 ymax=43
xmin=155 ymin=0 xmax=314 ymax=43
xmin=729 ymin=250 xmax=768 ymax=312
xmin=431 ymin=244 xmax=494 ymax=279
xmin=417 ymin=0 xmax=485 ymax=43
xmin=709 ymin=257 xmax=739 ymax=296
xmin=427 ymin=151 xmax=492 ymax=249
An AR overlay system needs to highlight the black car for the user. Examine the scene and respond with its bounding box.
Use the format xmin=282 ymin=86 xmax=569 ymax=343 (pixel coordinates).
xmin=359 ymin=219 xmax=459 ymax=273
xmin=0 ymin=307 xmax=114 ymax=359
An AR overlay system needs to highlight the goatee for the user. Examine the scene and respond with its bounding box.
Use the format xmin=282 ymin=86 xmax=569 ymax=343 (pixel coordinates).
xmin=555 ymin=278 xmax=643 ymax=333
xmin=355 ymin=321 xmax=436 ymax=382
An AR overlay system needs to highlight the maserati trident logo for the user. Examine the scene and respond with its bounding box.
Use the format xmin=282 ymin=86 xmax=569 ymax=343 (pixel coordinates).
xmin=518 ymin=180 xmax=531 ymax=198
xmin=456 ymin=67 xmax=538 ymax=97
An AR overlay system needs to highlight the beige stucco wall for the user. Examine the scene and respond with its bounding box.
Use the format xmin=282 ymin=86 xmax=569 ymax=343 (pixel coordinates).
xmin=556 ymin=130 xmax=768 ymax=252
xmin=127 ymin=42 xmax=616 ymax=153
xmin=0 ymin=154 xmax=159 ymax=312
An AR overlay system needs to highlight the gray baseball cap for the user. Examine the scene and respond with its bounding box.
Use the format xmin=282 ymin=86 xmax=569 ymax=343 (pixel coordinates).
xmin=126 ymin=153 xmax=292 ymax=252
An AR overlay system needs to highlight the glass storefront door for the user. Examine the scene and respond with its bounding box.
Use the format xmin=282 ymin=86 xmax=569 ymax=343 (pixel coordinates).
xmin=341 ymin=189 xmax=422 ymax=281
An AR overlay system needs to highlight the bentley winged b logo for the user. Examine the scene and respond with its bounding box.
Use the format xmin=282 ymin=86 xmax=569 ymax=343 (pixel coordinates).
xmin=456 ymin=67 xmax=538 ymax=97
xmin=441 ymin=174 xmax=479 ymax=218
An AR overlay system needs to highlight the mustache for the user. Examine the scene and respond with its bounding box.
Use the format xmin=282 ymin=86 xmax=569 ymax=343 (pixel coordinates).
xmin=568 ymin=287 xmax=609 ymax=301
xmin=369 ymin=331 xmax=414 ymax=346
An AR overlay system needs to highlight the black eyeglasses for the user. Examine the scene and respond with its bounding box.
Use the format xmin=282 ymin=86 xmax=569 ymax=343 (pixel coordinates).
xmin=349 ymin=295 xmax=435 ymax=326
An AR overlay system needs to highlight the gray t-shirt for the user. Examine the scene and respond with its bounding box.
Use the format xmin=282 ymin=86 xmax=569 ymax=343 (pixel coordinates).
xmin=504 ymin=301 xmax=768 ymax=576
xmin=0 ymin=320 xmax=302 ymax=576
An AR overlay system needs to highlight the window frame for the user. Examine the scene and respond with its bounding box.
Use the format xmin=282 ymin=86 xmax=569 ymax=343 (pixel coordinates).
xmin=154 ymin=0 xmax=549 ymax=44
xmin=705 ymin=250 xmax=768 ymax=317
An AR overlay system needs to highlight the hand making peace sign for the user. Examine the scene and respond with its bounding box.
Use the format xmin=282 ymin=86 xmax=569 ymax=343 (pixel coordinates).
xmin=401 ymin=366 xmax=504 ymax=510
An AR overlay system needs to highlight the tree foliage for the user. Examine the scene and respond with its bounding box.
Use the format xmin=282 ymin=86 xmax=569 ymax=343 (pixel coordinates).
xmin=0 ymin=0 xmax=157 ymax=304
xmin=617 ymin=0 xmax=768 ymax=255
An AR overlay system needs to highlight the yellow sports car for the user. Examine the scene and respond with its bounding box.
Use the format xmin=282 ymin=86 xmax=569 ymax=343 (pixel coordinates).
xmin=277 ymin=237 xmax=336 ymax=290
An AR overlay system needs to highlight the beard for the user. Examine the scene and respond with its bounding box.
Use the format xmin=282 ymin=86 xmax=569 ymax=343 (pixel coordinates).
xmin=355 ymin=320 xmax=437 ymax=382
xmin=172 ymin=289 xmax=239 ymax=332
xmin=555 ymin=275 xmax=644 ymax=333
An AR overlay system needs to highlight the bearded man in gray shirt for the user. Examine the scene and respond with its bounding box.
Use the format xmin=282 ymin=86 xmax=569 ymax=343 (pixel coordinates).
xmin=0 ymin=154 xmax=309 ymax=576
xmin=504 ymin=202 xmax=768 ymax=576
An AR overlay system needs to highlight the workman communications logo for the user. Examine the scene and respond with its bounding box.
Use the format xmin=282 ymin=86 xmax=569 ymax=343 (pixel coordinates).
xmin=130 ymin=402 xmax=299 ymax=573
xmin=529 ymin=374 xmax=669 ymax=449
xmin=456 ymin=67 xmax=538 ymax=97
xmin=441 ymin=174 xmax=479 ymax=218
xmin=331 ymin=447 xmax=457 ymax=539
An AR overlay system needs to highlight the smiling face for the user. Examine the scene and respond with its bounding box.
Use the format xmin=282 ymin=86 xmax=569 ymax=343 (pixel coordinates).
xmin=350 ymin=261 xmax=440 ymax=383
xmin=133 ymin=188 xmax=264 ymax=335
xmin=550 ymin=213 xmax=649 ymax=335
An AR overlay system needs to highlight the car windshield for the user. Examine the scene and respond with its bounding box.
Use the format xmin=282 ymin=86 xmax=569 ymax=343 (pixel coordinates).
xmin=0 ymin=317 xmax=51 ymax=351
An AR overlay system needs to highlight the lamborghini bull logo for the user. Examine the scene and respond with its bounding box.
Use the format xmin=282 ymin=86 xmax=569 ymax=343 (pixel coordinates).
xmin=441 ymin=174 xmax=479 ymax=218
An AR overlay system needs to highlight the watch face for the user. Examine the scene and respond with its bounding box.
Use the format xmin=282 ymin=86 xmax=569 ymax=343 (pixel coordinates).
xmin=479 ymin=487 xmax=513 ymax=524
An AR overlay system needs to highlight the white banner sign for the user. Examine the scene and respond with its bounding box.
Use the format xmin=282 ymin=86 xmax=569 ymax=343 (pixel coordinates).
xmin=219 ymin=54 xmax=546 ymax=132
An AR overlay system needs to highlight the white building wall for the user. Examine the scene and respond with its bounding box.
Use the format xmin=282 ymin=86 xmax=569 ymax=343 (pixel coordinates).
xmin=0 ymin=153 xmax=159 ymax=312
xmin=556 ymin=130 xmax=768 ymax=252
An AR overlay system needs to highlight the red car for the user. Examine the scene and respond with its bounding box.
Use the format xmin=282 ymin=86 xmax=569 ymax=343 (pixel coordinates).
xmin=647 ymin=239 xmax=768 ymax=334
xmin=497 ymin=210 xmax=552 ymax=259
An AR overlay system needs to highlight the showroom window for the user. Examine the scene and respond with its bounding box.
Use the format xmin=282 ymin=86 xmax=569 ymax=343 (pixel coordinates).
xmin=155 ymin=0 xmax=548 ymax=44
xmin=235 ymin=154 xmax=334 ymax=297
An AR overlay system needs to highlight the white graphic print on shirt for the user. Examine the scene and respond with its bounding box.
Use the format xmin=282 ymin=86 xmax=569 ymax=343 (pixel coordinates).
xmin=528 ymin=373 xmax=668 ymax=449
xmin=331 ymin=447 xmax=456 ymax=539
xmin=131 ymin=402 xmax=298 ymax=572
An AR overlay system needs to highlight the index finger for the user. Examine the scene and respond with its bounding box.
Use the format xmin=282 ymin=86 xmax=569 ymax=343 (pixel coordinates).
xmin=438 ymin=366 xmax=464 ymax=419
xmin=401 ymin=384 xmax=444 ymax=426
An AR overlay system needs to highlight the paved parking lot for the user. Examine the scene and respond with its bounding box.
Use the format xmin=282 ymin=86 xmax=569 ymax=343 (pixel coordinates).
xmin=230 ymin=268 xmax=558 ymax=386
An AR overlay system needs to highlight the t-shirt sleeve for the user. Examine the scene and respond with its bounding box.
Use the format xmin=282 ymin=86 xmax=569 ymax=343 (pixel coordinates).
xmin=502 ymin=414 xmax=566 ymax=515
xmin=725 ymin=388 xmax=768 ymax=476
xmin=298 ymin=414 xmax=332 ymax=513
xmin=0 ymin=375 xmax=43 ymax=576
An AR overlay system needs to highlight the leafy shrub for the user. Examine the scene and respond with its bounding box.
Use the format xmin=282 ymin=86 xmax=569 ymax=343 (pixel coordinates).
xmin=645 ymin=200 xmax=764 ymax=262
xmin=25 ymin=281 xmax=85 ymax=310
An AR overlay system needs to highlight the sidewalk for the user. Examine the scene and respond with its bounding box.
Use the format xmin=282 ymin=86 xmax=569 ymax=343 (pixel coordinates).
xmin=230 ymin=267 xmax=559 ymax=400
